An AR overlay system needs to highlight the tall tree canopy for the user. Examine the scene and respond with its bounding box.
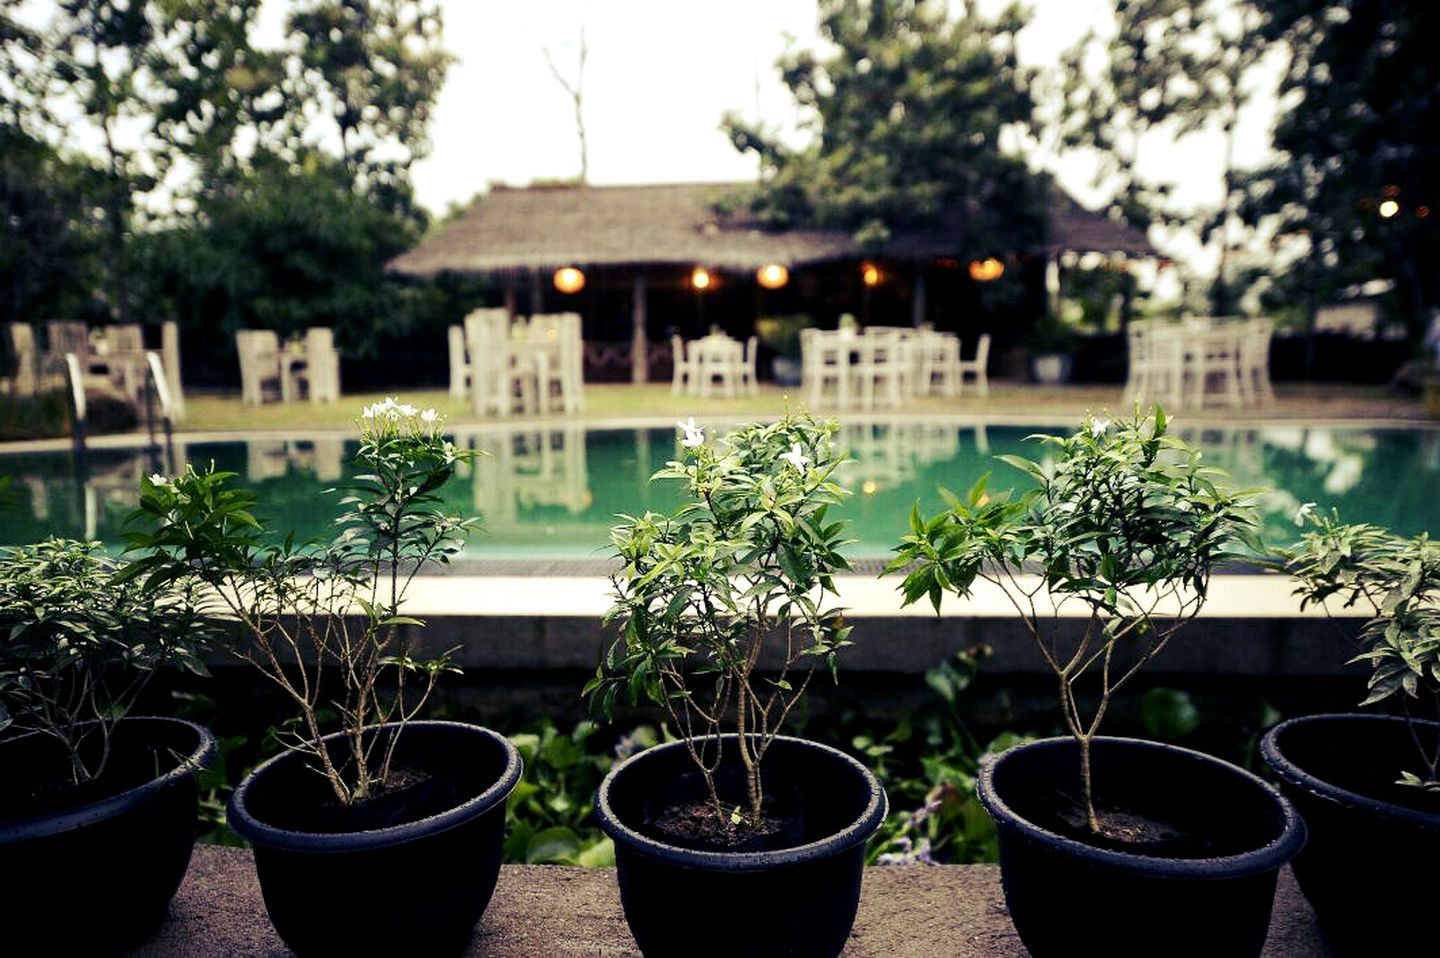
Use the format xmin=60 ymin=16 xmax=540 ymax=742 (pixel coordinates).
xmin=724 ymin=0 xmax=1040 ymax=255
xmin=2 ymin=0 xmax=452 ymax=357
xmin=1243 ymin=0 xmax=1438 ymax=339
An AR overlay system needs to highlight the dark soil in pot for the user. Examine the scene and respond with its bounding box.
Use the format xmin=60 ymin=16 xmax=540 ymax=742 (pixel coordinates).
xmin=227 ymin=720 xmax=522 ymax=958
xmin=1261 ymin=713 xmax=1440 ymax=956
xmin=978 ymin=736 xmax=1305 ymax=958
xmin=596 ymin=734 xmax=887 ymax=958
xmin=0 ymin=717 xmax=216 ymax=954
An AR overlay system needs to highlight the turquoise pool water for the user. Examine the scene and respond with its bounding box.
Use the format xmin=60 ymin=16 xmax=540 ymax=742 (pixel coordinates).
xmin=2 ymin=422 xmax=1438 ymax=560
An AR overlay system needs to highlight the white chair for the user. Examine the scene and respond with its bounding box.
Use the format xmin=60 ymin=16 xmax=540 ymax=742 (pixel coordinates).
xmin=5 ymin=323 xmax=39 ymax=396
xmin=670 ymin=335 xmax=695 ymax=395
xmin=801 ymin=329 xmax=851 ymax=408
xmin=448 ymin=325 xmax=471 ymax=399
xmin=465 ymin=308 xmax=526 ymax=416
xmin=853 ymin=329 xmax=904 ymax=410
xmin=1238 ymin=317 xmax=1276 ymax=405
xmin=956 ymin=334 xmax=991 ymax=397
xmin=529 ymin=312 xmax=583 ymax=413
xmin=915 ymin=331 xmax=960 ymax=398
xmin=694 ymin=334 xmax=743 ymax=398
xmin=161 ymin=321 xmax=185 ymax=419
xmin=739 ymin=335 xmax=759 ymax=396
xmin=235 ymin=330 xmax=282 ymax=405
xmin=285 ymin=327 xmax=340 ymax=403
xmin=1184 ymin=322 xmax=1244 ymax=409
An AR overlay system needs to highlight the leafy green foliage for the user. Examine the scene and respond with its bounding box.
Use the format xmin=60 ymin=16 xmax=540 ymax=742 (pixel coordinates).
xmin=122 ymin=398 xmax=475 ymax=805
xmin=724 ymin=0 xmax=1042 ymax=254
xmin=1287 ymin=508 xmax=1440 ymax=789
xmin=503 ymin=719 xmax=649 ymax=867
xmin=1243 ymin=1 xmax=1439 ymax=340
xmin=864 ymin=652 xmax=1017 ymax=866
xmin=0 ymin=538 xmax=214 ymax=784
xmin=586 ymin=413 xmax=855 ymax=833
xmin=888 ymin=407 xmax=1257 ymax=833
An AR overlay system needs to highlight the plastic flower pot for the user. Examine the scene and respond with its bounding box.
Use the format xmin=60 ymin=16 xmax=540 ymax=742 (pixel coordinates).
xmin=0 ymin=716 xmax=217 ymax=953
xmin=1261 ymin=713 xmax=1440 ymax=956
xmin=595 ymin=734 xmax=888 ymax=958
xmin=978 ymin=736 xmax=1306 ymax=958
xmin=228 ymin=720 xmax=522 ymax=958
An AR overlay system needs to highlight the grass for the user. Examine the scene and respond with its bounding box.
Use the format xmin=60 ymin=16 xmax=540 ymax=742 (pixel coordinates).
xmin=174 ymin=381 xmax=1431 ymax=435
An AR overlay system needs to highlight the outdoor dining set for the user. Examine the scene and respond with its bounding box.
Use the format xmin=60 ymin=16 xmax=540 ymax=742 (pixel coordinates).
xmin=4 ymin=319 xmax=185 ymax=418
xmin=235 ymin=328 xmax=341 ymax=405
xmin=1123 ymin=316 xmax=1275 ymax=410
xmin=448 ymin=308 xmax=584 ymax=417
xmin=798 ymin=326 xmax=990 ymax=410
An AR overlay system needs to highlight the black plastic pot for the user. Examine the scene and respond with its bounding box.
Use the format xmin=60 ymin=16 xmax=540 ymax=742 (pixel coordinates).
xmin=228 ymin=720 xmax=522 ymax=958
xmin=1261 ymin=713 xmax=1440 ymax=955
xmin=595 ymin=734 xmax=887 ymax=958
xmin=0 ymin=716 xmax=216 ymax=953
xmin=978 ymin=736 xmax=1305 ymax=958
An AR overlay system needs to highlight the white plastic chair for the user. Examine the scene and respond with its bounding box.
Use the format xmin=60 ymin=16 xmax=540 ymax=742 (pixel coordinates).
xmin=739 ymin=335 xmax=759 ymax=396
xmin=670 ymin=335 xmax=695 ymax=395
xmin=915 ymin=331 xmax=960 ymax=398
xmin=854 ymin=330 xmax=904 ymax=410
xmin=956 ymin=334 xmax=991 ymax=397
xmin=448 ymin=325 xmax=471 ymax=399
xmin=801 ymin=329 xmax=851 ymax=408
xmin=1238 ymin=317 xmax=1276 ymax=405
xmin=292 ymin=327 xmax=340 ymax=402
xmin=528 ymin=313 xmax=583 ymax=413
xmin=235 ymin=330 xmax=282 ymax=405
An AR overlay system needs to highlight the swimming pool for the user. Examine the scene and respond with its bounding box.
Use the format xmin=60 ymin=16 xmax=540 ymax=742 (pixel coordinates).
xmin=2 ymin=421 xmax=1438 ymax=560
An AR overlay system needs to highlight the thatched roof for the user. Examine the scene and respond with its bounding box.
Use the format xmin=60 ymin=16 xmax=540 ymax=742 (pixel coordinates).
xmin=388 ymin=181 xmax=1153 ymax=278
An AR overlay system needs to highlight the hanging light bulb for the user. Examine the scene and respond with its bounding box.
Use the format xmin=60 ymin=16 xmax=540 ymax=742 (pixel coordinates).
xmin=861 ymin=262 xmax=881 ymax=287
xmin=756 ymin=263 xmax=790 ymax=289
xmin=553 ymin=266 xmax=585 ymax=294
xmin=691 ymin=266 xmax=713 ymax=291
xmin=968 ymin=258 xmax=1005 ymax=282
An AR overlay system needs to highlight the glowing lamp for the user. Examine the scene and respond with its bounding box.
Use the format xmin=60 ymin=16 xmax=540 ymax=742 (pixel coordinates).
xmin=553 ymin=266 xmax=585 ymax=294
xmin=691 ymin=266 xmax=713 ymax=291
xmin=1379 ymin=199 xmax=1400 ymax=219
xmin=968 ymin=258 xmax=1005 ymax=282
xmin=756 ymin=263 xmax=790 ymax=289
xmin=861 ymin=262 xmax=881 ymax=287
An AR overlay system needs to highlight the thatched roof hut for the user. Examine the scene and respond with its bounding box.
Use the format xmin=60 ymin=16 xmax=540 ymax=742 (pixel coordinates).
xmin=388 ymin=182 xmax=1153 ymax=382
xmin=389 ymin=181 xmax=1151 ymax=277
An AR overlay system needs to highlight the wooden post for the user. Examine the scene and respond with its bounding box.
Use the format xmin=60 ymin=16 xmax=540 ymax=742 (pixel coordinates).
xmin=631 ymin=269 xmax=649 ymax=383
xmin=161 ymin=321 xmax=184 ymax=420
xmin=504 ymin=274 xmax=518 ymax=319
xmin=912 ymin=266 xmax=928 ymax=327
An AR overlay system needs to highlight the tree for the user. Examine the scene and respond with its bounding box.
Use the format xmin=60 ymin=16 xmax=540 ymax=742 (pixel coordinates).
xmin=724 ymin=0 xmax=1041 ymax=255
xmin=283 ymin=0 xmax=453 ymax=222
xmin=1243 ymin=1 xmax=1439 ymax=343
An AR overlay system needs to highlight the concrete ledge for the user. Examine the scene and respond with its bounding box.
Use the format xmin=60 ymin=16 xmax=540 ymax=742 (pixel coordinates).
xmin=125 ymin=845 xmax=1338 ymax=956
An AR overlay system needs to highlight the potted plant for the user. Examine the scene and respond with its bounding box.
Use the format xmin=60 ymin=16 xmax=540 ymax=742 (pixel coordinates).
xmin=0 ymin=537 xmax=217 ymax=953
xmin=1263 ymin=509 xmax=1440 ymax=955
xmin=124 ymin=398 xmax=522 ymax=958
xmin=1027 ymin=314 xmax=1078 ymax=384
xmin=586 ymin=413 xmax=887 ymax=958
xmin=755 ymin=314 xmax=812 ymax=386
xmin=888 ymin=408 xmax=1305 ymax=958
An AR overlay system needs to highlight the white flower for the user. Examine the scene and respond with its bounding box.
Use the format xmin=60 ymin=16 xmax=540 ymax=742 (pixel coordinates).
xmin=779 ymin=443 xmax=811 ymax=472
xmin=361 ymin=406 xmax=376 ymax=419
xmin=442 ymin=441 xmax=457 ymax=464
xmin=677 ymin=417 xmax=705 ymax=448
xmin=148 ymin=473 xmax=168 ymax=487
xmin=1294 ymin=501 xmax=1317 ymax=527
xmin=1089 ymin=418 xmax=1110 ymax=437
xmin=420 ymin=408 xmax=439 ymax=423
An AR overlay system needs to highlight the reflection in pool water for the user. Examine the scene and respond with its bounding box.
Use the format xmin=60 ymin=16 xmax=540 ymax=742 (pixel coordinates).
xmin=2 ymin=422 xmax=1438 ymax=559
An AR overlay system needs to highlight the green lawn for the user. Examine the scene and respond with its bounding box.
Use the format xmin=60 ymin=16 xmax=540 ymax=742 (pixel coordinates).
xmin=175 ymin=381 xmax=1428 ymax=434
